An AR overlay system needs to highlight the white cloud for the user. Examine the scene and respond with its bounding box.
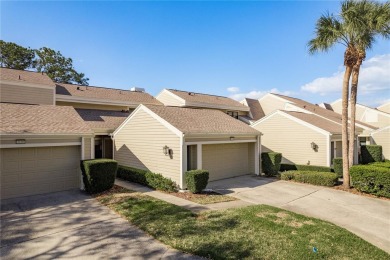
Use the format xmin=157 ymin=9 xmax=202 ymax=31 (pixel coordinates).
xmin=227 ymin=87 xmax=240 ymax=93
xmin=228 ymin=88 xmax=295 ymax=101
xmin=301 ymin=54 xmax=390 ymax=96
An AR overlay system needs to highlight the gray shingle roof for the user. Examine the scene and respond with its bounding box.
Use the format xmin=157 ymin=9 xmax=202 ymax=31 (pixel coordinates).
xmin=56 ymin=83 xmax=162 ymax=105
xmin=245 ymin=98 xmax=265 ymax=120
xmin=0 ymin=103 xmax=92 ymax=135
xmin=167 ymin=89 xmax=249 ymax=111
xmin=145 ymin=105 xmax=260 ymax=135
xmin=0 ymin=68 xmax=54 ymax=86
xmin=76 ymin=108 xmax=129 ymax=131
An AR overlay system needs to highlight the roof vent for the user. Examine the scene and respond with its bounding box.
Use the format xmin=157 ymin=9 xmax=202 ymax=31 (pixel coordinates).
xmin=77 ymin=86 xmax=81 ymax=90
xmin=130 ymin=87 xmax=145 ymax=92
xmin=18 ymin=75 xmax=21 ymax=80
xmin=188 ymin=92 xmax=195 ymax=96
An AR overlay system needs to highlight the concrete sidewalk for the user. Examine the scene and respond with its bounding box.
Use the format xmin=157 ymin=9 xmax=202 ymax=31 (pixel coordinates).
xmin=115 ymin=179 xmax=252 ymax=212
xmin=208 ymin=175 xmax=390 ymax=254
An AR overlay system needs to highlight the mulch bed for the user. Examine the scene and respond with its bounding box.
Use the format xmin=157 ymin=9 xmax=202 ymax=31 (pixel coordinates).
xmin=332 ymin=185 xmax=390 ymax=201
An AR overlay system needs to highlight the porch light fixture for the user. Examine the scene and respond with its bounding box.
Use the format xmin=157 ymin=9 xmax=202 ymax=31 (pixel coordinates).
xmin=230 ymin=136 xmax=235 ymax=141
xmin=15 ymin=139 xmax=26 ymax=144
xmin=163 ymin=145 xmax=169 ymax=156
xmin=311 ymin=142 xmax=318 ymax=150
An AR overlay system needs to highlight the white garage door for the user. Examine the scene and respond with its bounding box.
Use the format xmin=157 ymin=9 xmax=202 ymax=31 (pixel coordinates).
xmin=202 ymin=143 xmax=250 ymax=181
xmin=1 ymin=146 xmax=81 ymax=199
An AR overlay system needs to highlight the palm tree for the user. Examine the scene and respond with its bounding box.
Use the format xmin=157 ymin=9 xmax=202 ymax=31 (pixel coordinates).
xmin=308 ymin=0 xmax=389 ymax=188
xmin=343 ymin=1 xmax=390 ymax=167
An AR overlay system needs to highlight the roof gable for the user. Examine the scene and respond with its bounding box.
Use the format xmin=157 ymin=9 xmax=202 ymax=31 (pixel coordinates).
xmin=164 ymin=89 xmax=249 ymax=111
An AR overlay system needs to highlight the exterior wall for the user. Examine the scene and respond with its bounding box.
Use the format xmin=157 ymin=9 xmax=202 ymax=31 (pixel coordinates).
xmin=155 ymin=90 xmax=184 ymax=107
xmin=83 ymin=137 xmax=92 ymax=160
xmin=259 ymin=95 xmax=288 ymax=115
xmin=114 ymin=109 xmax=181 ymax=184
xmin=0 ymin=83 xmax=54 ymax=105
xmin=248 ymin=142 xmax=255 ymax=174
xmin=56 ymin=101 xmax=130 ymax=111
xmin=371 ymin=127 xmax=390 ymax=160
xmin=253 ymin=113 xmax=328 ymax=166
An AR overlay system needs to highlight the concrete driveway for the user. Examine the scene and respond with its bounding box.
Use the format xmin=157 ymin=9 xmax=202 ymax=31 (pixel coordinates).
xmin=208 ymin=175 xmax=390 ymax=254
xmin=0 ymin=190 xmax=199 ymax=260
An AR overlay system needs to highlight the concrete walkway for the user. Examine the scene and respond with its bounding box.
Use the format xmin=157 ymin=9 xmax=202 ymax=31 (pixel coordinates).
xmin=115 ymin=179 xmax=252 ymax=212
xmin=207 ymin=175 xmax=390 ymax=254
xmin=0 ymin=190 xmax=201 ymax=260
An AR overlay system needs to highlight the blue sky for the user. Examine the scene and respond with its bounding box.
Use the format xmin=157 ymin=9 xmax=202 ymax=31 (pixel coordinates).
xmin=2 ymin=1 xmax=389 ymax=106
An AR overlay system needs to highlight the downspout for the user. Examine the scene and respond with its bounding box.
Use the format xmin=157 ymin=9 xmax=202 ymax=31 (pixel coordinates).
xmin=180 ymin=133 xmax=186 ymax=190
xmin=110 ymin=133 xmax=115 ymax=160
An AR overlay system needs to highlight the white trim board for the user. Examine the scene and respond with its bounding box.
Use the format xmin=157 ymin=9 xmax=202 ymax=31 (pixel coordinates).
xmin=371 ymin=125 xmax=390 ymax=135
xmin=0 ymin=142 xmax=81 ymax=149
xmin=113 ymin=104 xmax=183 ymax=137
xmin=185 ymin=139 xmax=257 ymax=145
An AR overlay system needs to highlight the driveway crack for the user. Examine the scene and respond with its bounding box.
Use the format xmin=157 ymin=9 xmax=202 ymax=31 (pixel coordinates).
xmin=282 ymin=189 xmax=323 ymax=206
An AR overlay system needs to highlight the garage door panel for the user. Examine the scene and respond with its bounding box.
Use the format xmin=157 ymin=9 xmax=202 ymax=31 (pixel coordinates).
xmin=1 ymin=146 xmax=81 ymax=199
xmin=202 ymin=143 xmax=250 ymax=181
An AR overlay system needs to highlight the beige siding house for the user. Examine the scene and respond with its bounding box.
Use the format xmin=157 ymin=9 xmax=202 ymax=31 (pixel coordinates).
xmin=113 ymin=105 xmax=261 ymax=188
xmin=371 ymin=126 xmax=390 ymax=160
xmin=0 ymin=103 xmax=93 ymax=199
xmin=56 ymin=83 xmax=163 ymax=159
xmin=251 ymin=110 xmax=355 ymax=167
xmin=245 ymin=93 xmax=374 ymax=167
xmin=155 ymin=89 xmax=250 ymax=121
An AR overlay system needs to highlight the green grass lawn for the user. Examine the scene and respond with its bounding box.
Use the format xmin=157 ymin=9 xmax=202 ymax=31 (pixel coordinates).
xmin=168 ymin=190 xmax=237 ymax=204
xmin=96 ymin=188 xmax=389 ymax=260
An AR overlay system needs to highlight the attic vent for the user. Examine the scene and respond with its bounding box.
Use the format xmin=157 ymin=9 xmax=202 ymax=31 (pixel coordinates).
xmin=188 ymin=92 xmax=195 ymax=96
xmin=130 ymin=87 xmax=145 ymax=92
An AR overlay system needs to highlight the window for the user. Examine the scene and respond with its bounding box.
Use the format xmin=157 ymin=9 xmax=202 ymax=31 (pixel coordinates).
xmin=227 ymin=111 xmax=239 ymax=119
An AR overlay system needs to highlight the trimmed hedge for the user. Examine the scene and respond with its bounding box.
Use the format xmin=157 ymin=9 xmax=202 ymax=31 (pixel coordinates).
xmin=361 ymin=145 xmax=383 ymax=164
xmin=185 ymin=170 xmax=209 ymax=193
xmin=350 ymin=165 xmax=390 ymax=198
xmin=261 ymin=152 xmax=282 ymax=176
xmin=80 ymin=159 xmax=118 ymax=194
xmin=281 ymin=171 xmax=338 ymax=187
xmin=280 ymin=164 xmax=333 ymax=173
xmin=333 ymin=158 xmax=343 ymax=177
xmin=117 ymin=165 xmax=177 ymax=192
xmin=117 ymin=165 xmax=148 ymax=185
xmin=369 ymin=161 xmax=390 ymax=169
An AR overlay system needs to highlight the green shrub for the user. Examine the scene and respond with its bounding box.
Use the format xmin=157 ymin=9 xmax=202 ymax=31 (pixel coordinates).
xmin=280 ymin=171 xmax=338 ymax=187
xmin=361 ymin=145 xmax=383 ymax=164
xmin=145 ymin=172 xmax=177 ymax=192
xmin=117 ymin=165 xmax=177 ymax=192
xmin=185 ymin=170 xmax=209 ymax=193
xmin=80 ymin=159 xmax=118 ymax=194
xmin=261 ymin=152 xmax=282 ymax=176
xmin=350 ymin=165 xmax=390 ymax=198
xmin=333 ymin=158 xmax=343 ymax=177
xmin=369 ymin=161 xmax=390 ymax=169
xmin=280 ymin=164 xmax=332 ymax=172
xmin=117 ymin=165 xmax=147 ymax=185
